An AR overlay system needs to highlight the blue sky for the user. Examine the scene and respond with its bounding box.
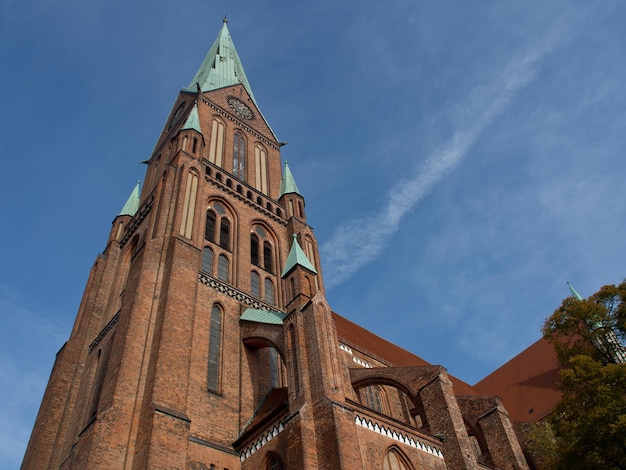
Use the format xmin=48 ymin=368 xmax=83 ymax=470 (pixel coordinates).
xmin=2 ymin=1 xmax=626 ymax=467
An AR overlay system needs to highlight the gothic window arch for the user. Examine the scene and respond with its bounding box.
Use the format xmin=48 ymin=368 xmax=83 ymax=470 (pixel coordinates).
xmin=264 ymin=278 xmax=275 ymax=304
xmin=265 ymin=453 xmax=284 ymax=470
xmin=207 ymin=304 xmax=223 ymax=393
xmin=217 ymin=254 xmax=229 ymax=282
xmin=208 ymin=117 xmax=225 ymax=167
xmin=233 ymin=131 xmax=246 ymax=181
xmin=383 ymin=447 xmax=413 ymax=470
xmin=251 ymin=270 xmax=260 ymax=298
xmin=201 ymin=247 xmax=214 ymax=274
xmin=362 ymin=385 xmax=385 ymax=414
xmin=250 ymin=226 xmax=275 ymax=273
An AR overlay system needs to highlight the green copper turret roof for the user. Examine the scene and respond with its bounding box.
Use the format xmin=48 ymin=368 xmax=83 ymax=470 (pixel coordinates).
xmin=281 ymin=234 xmax=317 ymax=278
xmin=181 ymin=103 xmax=202 ymax=133
xmin=187 ymin=19 xmax=257 ymax=105
xmin=279 ymin=161 xmax=301 ymax=197
xmin=119 ymin=181 xmax=140 ymax=216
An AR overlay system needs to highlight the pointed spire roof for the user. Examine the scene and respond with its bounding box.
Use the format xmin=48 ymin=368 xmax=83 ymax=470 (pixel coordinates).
xmin=279 ymin=161 xmax=301 ymax=197
xmin=281 ymin=234 xmax=317 ymax=278
xmin=119 ymin=181 xmax=140 ymax=216
xmin=567 ymin=280 xmax=583 ymax=300
xmin=187 ymin=19 xmax=257 ymax=105
xmin=181 ymin=103 xmax=202 ymax=133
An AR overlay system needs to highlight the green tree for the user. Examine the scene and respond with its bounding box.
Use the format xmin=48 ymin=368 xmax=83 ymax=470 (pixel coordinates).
xmin=537 ymin=281 xmax=626 ymax=469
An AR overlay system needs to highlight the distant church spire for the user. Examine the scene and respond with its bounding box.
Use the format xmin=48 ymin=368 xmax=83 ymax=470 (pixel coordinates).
xmin=187 ymin=20 xmax=257 ymax=105
xmin=566 ymin=280 xmax=626 ymax=364
xmin=118 ymin=181 xmax=140 ymax=216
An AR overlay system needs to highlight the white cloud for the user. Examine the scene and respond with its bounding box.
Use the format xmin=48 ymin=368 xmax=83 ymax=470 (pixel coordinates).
xmin=321 ymin=28 xmax=569 ymax=289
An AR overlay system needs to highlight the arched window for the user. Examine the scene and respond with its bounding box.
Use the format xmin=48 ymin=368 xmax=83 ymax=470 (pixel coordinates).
xmin=264 ymin=278 xmax=275 ymax=304
xmin=251 ymin=271 xmax=260 ymax=298
xmin=263 ymin=241 xmax=273 ymax=274
xmin=205 ymin=209 xmax=216 ymax=243
xmin=363 ymin=385 xmax=383 ymax=413
xmin=266 ymin=454 xmax=283 ymax=470
xmin=219 ymin=218 xmax=230 ymax=250
xmin=217 ymin=254 xmax=229 ymax=282
xmin=209 ymin=118 xmax=225 ymax=167
xmin=202 ymin=247 xmax=214 ymax=273
xmin=233 ymin=132 xmax=246 ymax=181
xmin=383 ymin=448 xmax=412 ymax=470
xmin=269 ymin=347 xmax=280 ymax=388
xmin=207 ymin=305 xmax=222 ymax=392
xmin=251 ymin=234 xmax=260 ymax=267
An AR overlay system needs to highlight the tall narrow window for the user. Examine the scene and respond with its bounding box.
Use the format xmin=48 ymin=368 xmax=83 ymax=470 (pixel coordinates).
xmin=207 ymin=305 xmax=222 ymax=392
xmin=209 ymin=118 xmax=225 ymax=167
xmin=266 ymin=455 xmax=283 ymax=470
xmin=205 ymin=209 xmax=216 ymax=242
xmin=251 ymin=234 xmax=260 ymax=267
xmin=219 ymin=219 xmax=230 ymax=250
xmin=269 ymin=347 xmax=280 ymax=388
xmin=251 ymin=271 xmax=260 ymax=298
xmin=363 ymin=385 xmax=383 ymax=413
xmin=265 ymin=278 xmax=275 ymax=304
xmin=233 ymin=132 xmax=246 ymax=181
xmin=263 ymin=241 xmax=273 ymax=274
xmin=218 ymin=255 xmax=229 ymax=281
xmin=201 ymin=247 xmax=214 ymax=273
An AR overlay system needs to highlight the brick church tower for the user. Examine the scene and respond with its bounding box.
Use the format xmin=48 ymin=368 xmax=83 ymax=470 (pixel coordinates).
xmin=23 ymin=21 xmax=530 ymax=470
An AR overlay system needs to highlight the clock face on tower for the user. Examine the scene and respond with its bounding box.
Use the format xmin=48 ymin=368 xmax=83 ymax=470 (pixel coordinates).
xmin=227 ymin=96 xmax=254 ymax=120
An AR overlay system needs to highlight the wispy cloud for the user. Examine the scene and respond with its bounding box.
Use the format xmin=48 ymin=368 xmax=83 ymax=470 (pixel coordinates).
xmin=321 ymin=28 xmax=569 ymax=290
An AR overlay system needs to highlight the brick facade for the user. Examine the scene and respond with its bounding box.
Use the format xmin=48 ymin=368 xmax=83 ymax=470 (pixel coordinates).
xmin=22 ymin=22 xmax=531 ymax=470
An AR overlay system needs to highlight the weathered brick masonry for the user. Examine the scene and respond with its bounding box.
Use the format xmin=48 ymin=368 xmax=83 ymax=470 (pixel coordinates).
xmin=22 ymin=20 xmax=531 ymax=470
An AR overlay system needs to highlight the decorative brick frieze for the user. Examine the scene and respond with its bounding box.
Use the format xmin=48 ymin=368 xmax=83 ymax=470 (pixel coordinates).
xmin=88 ymin=312 xmax=120 ymax=352
xmin=238 ymin=420 xmax=287 ymax=462
xmin=355 ymin=414 xmax=444 ymax=459
xmin=198 ymin=272 xmax=285 ymax=313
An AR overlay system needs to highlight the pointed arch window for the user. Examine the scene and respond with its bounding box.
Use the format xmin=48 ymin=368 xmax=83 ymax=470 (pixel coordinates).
xmin=233 ymin=132 xmax=246 ymax=181
xmin=180 ymin=170 xmax=199 ymax=239
xmin=251 ymin=271 xmax=260 ymax=298
xmin=363 ymin=385 xmax=383 ymax=413
xmin=205 ymin=209 xmax=216 ymax=243
xmin=264 ymin=278 xmax=275 ymax=304
xmin=217 ymin=254 xmax=229 ymax=282
xmin=263 ymin=241 xmax=273 ymax=274
xmin=202 ymin=247 xmax=214 ymax=274
xmin=251 ymin=234 xmax=260 ymax=266
xmin=266 ymin=454 xmax=283 ymax=470
xmin=219 ymin=219 xmax=230 ymax=250
xmin=383 ymin=448 xmax=413 ymax=470
xmin=207 ymin=305 xmax=223 ymax=392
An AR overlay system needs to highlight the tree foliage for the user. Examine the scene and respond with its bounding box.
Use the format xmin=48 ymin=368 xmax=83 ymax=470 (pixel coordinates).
xmin=537 ymin=281 xmax=626 ymax=469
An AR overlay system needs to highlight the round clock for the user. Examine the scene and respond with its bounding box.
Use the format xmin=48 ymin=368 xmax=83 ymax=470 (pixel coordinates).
xmin=227 ymin=96 xmax=254 ymax=120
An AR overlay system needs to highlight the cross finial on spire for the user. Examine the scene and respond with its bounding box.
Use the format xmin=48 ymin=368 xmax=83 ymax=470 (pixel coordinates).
xmin=223 ymin=15 xmax=228 ymax=23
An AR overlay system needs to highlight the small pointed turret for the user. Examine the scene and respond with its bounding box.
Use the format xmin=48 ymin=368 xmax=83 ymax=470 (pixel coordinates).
xmin=119 ymin=181 xmax=140 ymax=217
xmin=181 ymin=103 xmax=202 ymax=133
xmin=279 ymin=161 xmax=301 ymax=197
xmin=187 ymin=20 xmax=257 ymax=105
xmin=282 ymin=234 xmax=317 ymax=278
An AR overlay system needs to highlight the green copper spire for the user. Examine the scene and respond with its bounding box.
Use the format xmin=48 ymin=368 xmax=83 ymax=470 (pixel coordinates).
xmin=181 ymin=103 xmax=202 ymax=133
xmin=187 ymin=19 xmax=257 ymax=105
xmin=279 ymin=161 xmax=301 ymax=197
xmin=119 ymin=181 xmax=140 ymax=216
xmin=567 ymin=280 xmax=583 ymax=300
xmin=281 ymin=234 xmax=317 ymax=278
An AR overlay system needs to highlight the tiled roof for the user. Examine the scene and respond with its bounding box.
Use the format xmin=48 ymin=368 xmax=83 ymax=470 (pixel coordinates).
xmin=333 ymin=312 xmax=476 ymax=396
